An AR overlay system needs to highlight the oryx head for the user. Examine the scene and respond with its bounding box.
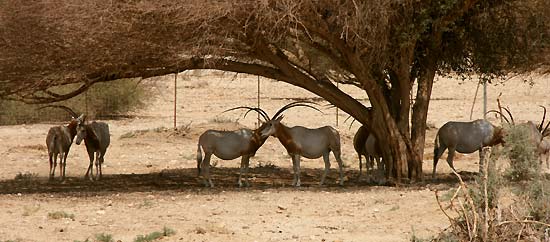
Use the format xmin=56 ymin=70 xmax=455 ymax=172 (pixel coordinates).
xmin=74 ymin=114 xmax=88 ymax=145
xmin=38 ymin=105 xmax=83 ymax=136
xmin=259 ymin=101 xmax=322 ymax=138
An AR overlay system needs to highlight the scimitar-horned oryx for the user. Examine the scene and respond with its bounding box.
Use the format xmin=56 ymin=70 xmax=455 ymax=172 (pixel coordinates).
xmin=513 ymin=106 xmax=550 ymax=166
xmin=44 ymin=106 xmax=110 ymax=181
xmin=433 ymin=112 xmax=508 ymax=178
xmin=75 ymin=115 xmax=110 ymax=181
xmin=41 ymin=105 xmax=83 ymax=181
xmin=196 ymin=106 xmax=272 ymax=187
xmin=259 ymin=101 xmax=345 ymax=187
xmin=353 ymin=125 xmax=383 ymax=179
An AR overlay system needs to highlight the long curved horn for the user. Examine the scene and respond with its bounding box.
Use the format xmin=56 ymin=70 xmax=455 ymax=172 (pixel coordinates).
xmin=503 ymin=107 xmax=515 ymax=125
xmin=542 ymin=121 xmax=550 ymax=137
xmin=223 ymin=106 xmax=270 ymax=121
xmin=37 ymin=105 xmax=79 ymax=118
xmin=538 ymin=105 xmax=547 ymax=131
xmin=344 ymin=115 xmax=356 ymax=130
xmin=272 ymin=101 xmax=323 ymax=119
xmin=486 ymin=110 xmax=511 ymax=124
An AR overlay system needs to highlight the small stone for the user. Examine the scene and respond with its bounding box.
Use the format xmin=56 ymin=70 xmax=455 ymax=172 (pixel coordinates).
xmin=147 ymin=195 xmax=155 ymax=199
xmin=17 ymin=193 xmax=22 ymax=196
xmin=195 ymin=227 xmax=207 ymax=234
xmin=277 ymin=205 xmax=287 ymax=210
xmin=107 ymin=200 xmax=113 ymax=206
xmin=171 ymin=197 xmax=176 ymax=201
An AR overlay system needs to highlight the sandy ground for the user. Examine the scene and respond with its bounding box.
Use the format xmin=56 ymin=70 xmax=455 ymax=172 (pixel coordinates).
xmin=0 ymin=71 xmax=549 ymax=242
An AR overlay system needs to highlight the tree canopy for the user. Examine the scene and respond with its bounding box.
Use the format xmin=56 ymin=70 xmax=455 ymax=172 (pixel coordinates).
xmin=1 ymin=0 xmax=549 ymax=181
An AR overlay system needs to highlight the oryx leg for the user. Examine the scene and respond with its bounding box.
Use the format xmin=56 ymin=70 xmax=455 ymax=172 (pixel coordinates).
xmin=61 ymin=152 xmax=68 ymax=181
xmin=238 ymin=156 xmax=251 ymax=187
xmin=201 ymin=153 xmax=214 ymax=187
xmin=358 ymin=153 xmax=363 ymax=179
xmin=374 ymin=156 xmax=383 ymax=180
xmin=291 ymin=154 xmax=301 ymax=187
xmin=94 ymin=152 xmax=100 ymax=180
xmin=333 ymin=150 xmax=344 ymax=186
xmin=49 ymin=153 xmax=55 ymax=180
xmin=58 ymin=153 xmax=64 ymax=178
xmin=446 ymin=147 xmax=457 ymax=173
xmin=320 ymin=152 xmax=331 ymax=186
xmin=85 ymin=151 xmax=94 ymax=181
xmin=98 ymin=153 xmax=104 ymax=180
xmin=432 ymin=144 xmax=447 ymax=179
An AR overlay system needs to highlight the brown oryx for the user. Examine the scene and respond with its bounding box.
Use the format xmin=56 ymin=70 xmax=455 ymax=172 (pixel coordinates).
xmin=75 ymin=117 xmax=110 ymax=181
xmin=196 ymin=107 xmax=272 ymax=187
xmin=41 ymin=105 xmax=83 ymax=181
xmin=433 ymin=118 xmax=506 ymax=178
xmin=259 ymin=102 xmax=344 ymax=187
xmin=353 ymin=125 xmax=383 ymax=179
xmin=353 ymin=125 xmax=370 ymax=177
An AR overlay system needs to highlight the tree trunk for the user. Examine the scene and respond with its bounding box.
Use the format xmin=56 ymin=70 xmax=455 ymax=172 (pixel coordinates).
xmin=411 ymin=57 xmax=437 ymax=179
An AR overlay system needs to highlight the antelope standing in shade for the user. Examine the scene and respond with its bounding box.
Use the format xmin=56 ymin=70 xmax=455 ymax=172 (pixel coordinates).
xmin=44 ymin=106 xmax=110 ymax=181
xmin=42 ymin=106 xmax=83 ymax=181
xmin=75 ymin=117 xmax=110 ymax=181
xmin=259 ymin=102 xmax=344 ymax=187
xmin=196 ymin=107 xmax=272 ymax=187
xmin=433 ymin=117 xmax=506 ymax=178
xmin=353 ymin=126 xmax=383 ymax=178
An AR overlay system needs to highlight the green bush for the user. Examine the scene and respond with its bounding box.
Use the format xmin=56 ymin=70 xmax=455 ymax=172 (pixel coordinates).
xmin=94 ymin=233 xmax=114 ymax=242
xmin=134 ymin=227 xmax=176 ymax=242
xmin=0 ymin=78 xmax=152 ymax=125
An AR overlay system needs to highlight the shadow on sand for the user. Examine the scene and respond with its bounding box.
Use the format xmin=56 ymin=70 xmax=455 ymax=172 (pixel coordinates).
xmin=0 ymin=166 xmax=479 ymax=196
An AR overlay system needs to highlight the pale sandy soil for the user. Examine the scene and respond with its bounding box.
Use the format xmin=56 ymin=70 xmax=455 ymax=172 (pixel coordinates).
xmin=0 ymin=71 xmax=548 ymax=242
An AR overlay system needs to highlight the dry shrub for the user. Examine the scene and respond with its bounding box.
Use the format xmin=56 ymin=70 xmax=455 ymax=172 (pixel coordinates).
xmin=434 ymin=146 xmax=550 ymax=241
xmin=503 ymin=125 xmax=540 ymax=181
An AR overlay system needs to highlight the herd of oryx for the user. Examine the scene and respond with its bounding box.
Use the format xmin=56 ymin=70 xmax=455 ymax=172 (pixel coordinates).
xmin=42 ymin=102 xmax=550 ymax=187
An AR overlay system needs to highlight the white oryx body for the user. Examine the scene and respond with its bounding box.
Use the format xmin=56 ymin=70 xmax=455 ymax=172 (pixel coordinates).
xmin=260 ymin=115 xmax=344 ymax=187
xmin=196 ymin=126 xmax=268 ymax=187
xmin=433 ymin=119 xmax=504 ymax=178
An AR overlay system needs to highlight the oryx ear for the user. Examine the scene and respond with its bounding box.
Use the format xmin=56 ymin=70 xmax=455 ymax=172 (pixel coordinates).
xmin=77 ymin=114 xmax=85 ymax=123
xmin=275 ymin=115 xmax=284 ymax=122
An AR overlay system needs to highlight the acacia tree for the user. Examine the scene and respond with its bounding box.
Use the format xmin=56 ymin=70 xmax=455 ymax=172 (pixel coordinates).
xmin=1 ymin=0 xmax=549 ymax=181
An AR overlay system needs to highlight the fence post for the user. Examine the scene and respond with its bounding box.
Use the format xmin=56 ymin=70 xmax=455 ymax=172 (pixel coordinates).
xmin=483 ymin=79 xmax=487 ymax=120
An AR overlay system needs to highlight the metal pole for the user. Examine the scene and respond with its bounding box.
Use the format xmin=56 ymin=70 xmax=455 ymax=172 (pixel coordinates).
xmin=483 ymin=79 xmax=487 ymax=120
xmin=174 ymin=72 xmax=178 ymax=129
xmin=257 ymin=75 xmax=260 ymax=128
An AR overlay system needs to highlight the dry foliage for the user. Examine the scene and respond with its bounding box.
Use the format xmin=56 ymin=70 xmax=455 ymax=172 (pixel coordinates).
xmin=435 ymin=145 xmax=550 ymax=241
